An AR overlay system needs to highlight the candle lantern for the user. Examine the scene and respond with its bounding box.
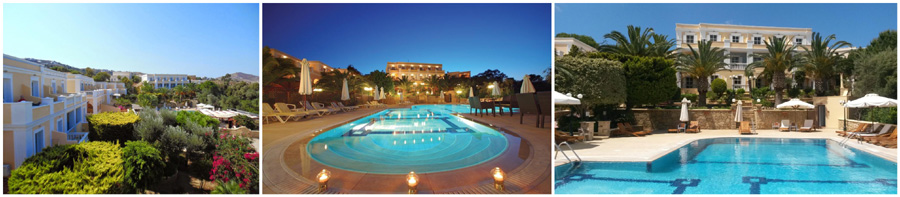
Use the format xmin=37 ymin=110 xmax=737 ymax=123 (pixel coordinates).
xmin=407 ymin=171 xmax=419 ymax=194
xmin=491 ymin=167 xmax=506 ymax=191
xmin=316 ymin=169 xmax=331 ymax=192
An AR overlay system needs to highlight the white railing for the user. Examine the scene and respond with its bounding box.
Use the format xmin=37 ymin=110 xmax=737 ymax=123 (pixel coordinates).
xmin=67 ymin=132 xmax=89 ymax=142
xmin=728 ymin=63 xmax=748 ymax=70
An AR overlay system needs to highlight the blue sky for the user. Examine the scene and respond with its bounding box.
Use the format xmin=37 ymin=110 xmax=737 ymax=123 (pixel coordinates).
xmin=3 ymin=4 xmax=260 ymax=78
xmin=556 ymin=3 xmax=897 ymax=48
xmin=263 ymin=3 xmax=551 ymax=80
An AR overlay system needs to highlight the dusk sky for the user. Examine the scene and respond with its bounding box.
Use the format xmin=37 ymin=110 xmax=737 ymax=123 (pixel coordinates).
xmin=263 ymin=3 xmax=551 ymax=80
xmin=556 ymin=3 xmax=897 ymax=48
xmin=3 ymin=4 xmax=259 ymax=78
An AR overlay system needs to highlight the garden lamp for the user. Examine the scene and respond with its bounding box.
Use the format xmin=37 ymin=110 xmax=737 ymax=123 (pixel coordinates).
xmin=407 ymin=171 xmax=419 ymax=194
xmin=316 ymin=169 xmax=331 ymax=192
xmin=491 ymin=167 xmax=506 ymax=191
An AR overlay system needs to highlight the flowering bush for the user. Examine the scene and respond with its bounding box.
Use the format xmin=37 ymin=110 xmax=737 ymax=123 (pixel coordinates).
xmin=209 ymin=133 xmax=258 ymax=193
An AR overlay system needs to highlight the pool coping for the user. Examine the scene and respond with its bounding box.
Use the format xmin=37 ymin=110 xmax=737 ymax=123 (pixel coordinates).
xmin=263 ymin=104 xmax=546 ymax=194
xmin=555 ymin=135 xmax=898 ymax=167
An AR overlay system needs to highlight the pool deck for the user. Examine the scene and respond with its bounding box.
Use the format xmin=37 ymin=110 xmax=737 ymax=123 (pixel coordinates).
xmin=262 ymin=104 xmax=551 ymax=194
xmin=555 ymin=128 xmax=898 ymax=166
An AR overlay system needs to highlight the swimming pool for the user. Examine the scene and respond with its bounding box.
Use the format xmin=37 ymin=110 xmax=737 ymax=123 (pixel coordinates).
xmin=555 ymin=138 xmax=897 ymax=194
xmin=306 ymin=104 xmax=509 ymax=174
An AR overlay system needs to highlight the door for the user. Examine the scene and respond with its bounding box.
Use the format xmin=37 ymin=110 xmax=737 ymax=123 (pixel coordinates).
xmin=817 ymin=105 xmax=826 ymax=127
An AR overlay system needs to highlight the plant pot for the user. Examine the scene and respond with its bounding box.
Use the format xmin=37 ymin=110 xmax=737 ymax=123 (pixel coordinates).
xmin=595 ymin=121 xmax=611 ymax=139
xmin=579 ymin=121 xmax=595 ymax=141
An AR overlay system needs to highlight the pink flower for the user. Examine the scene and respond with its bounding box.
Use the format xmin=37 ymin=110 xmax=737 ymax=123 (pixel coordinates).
xmin=210 ymin=175 xmax=215 ymax=180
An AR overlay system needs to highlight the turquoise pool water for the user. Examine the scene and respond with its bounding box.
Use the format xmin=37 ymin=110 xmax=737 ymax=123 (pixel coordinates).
xmin=307 ymin=104 xmax=509 ymax=174
xmin=555 ymin=138 xmax=897 ymax=194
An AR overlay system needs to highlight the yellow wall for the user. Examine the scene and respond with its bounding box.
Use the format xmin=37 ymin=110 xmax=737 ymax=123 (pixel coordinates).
xmin=3 ymin=130 xmax=14 ymax=170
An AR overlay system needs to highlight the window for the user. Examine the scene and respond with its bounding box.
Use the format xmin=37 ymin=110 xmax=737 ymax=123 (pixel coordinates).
xmin=753 ymin=37 xmax=762 ymax=45
xmin=34 ymin=127 xmax=44 ymax=155
xmin=709 ymin=35 xmax=718 ymax=42
xmin=795 ymin=38 xmax=803 ymax=46
xmin=31 ymin=77 xmax=40 ymax=98
xmin=731 ymin=56 xmax=741 ymax=64
xmin=732 ymin=36 xmax=740 ymax=43
xmin=733 ymin=76 xmax=743 ymax=89
xmin=753 ymin=57 xmax=763 ymax=63
xmin=57 ymin=118 xmax=65 ymax=133
xmin=52 ymin=80 xmax=57 ymax=94
xmin=683 ymin=77 xmax=695 ymax=88
xmin=67 ymin=111 xmax=76 ymax=131
xmin=686 ymin=35 xmax=695 ymax=43
xmin=4 ymin=74 xmax=12 ymax=102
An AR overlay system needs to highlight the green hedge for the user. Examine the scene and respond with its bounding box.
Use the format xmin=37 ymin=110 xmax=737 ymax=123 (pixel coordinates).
xmin=88 ymin=112 xmax=140 ymax=143
xmin=123 ymin=141 xmax=166 ymax=192
xmin=176 ymin=111 xmax=220 ymax=128
xmin=8 ymin=141 xmax=125 ymax=194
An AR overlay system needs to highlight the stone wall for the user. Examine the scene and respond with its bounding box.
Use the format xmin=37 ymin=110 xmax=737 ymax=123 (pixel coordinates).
xmin=633 ymin=108 xmax=812 ymax=131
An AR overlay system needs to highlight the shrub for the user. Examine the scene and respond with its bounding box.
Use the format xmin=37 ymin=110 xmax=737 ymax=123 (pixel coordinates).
xmin=8 ymin=141 xmax=125 ymax=194
xmin=865 ymin=107 xmax=898 ymax=124
xmin=711 ymin=78 xmax=727 ymax=97
xmin=88 ymin=112 xmax=140 ymax=143
xmin=134 ymin=110 xmax=165 ymax=142
xmin=211 ymin=181 xmax=248 ymax=194
xmin=706 ymin=91 xmax=718 ymax=101
xmin=233 ymin=115 xmax=258 ymax=130
xmin=787 ymin=87 xmax=802 ymax=98
xmin=176 ymin=111 xmax=219 ymax=129
xmin=159 ymin=126 xmax=204 ymax=159
xmin=210 ymin=133 xmax=259 ymax=193
xmin=123 ymin=141 xmax=166 ymax=193
xmin=681 ymin=94 xmax=698 ymax=103
xmin=159 ymin=109 xmax=178 ymax=126
xmin=555 ymin=56 xmax=626 ymax=106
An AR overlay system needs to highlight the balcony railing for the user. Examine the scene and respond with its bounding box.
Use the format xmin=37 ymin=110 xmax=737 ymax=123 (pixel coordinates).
xmin=67 ymin=131 xmax=89 ymax=142
xmin=727 ymin=63 xmax=748 ymax=70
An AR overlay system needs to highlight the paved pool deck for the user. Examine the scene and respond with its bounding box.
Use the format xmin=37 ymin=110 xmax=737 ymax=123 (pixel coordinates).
xmin=555 ymin=128 xmax=898 ymax=166
xmin=261 ymin=104 xmax=551 ymax=194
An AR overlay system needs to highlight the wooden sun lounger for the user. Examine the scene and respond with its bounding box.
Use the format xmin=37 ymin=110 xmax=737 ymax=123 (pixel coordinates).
xmin=779 ymin=120 xmax=791 ymax=132
xmin=555 ymin=131 xmax=585 ymax=144
xmin=624 ymin=122 xmax=652 ymax=135
xmin=614 ymin=123 xmax=645 ymax=137
xmin=685 ymin=121 xmax=701 ymax=133
xmin=739 ymin=121 xmax=755 ymax=135
xmin=837 ymin=123 xmax=870 ymax=137
xmin=799 ymin=119 xmax=815 ymax=132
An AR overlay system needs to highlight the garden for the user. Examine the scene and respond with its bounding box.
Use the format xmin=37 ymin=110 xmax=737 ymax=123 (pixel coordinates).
xmin=7 ymin=110 xmax=259 ymax=194
xmin=555 ymin=27 xmax=898 ymax=133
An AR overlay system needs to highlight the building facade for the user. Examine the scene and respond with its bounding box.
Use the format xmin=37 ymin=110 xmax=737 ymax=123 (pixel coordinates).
xmin=385 ymin=62 xmax=447 ymax=83
xmin=555 ymin=37 xmax=598 ymax=56
xmin=447 ymin=71 xmax=471 ymax=78
xmin=675 ymin=23 xmax=814 ymax=94
xmin=268 ymin=48 xmax=337 ymax=83
xmin=140 ymin=74 xmax=193 ymax=89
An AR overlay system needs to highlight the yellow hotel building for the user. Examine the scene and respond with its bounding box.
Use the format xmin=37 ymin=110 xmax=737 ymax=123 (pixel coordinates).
xmin=675 ymin=23 xmax=813 ymax=94
xmin=3 ymin=54 xmax=128 ymax=175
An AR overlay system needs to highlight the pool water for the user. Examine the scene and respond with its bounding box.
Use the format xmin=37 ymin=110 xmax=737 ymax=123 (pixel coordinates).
xmin=307 ymin=104 xmax=509 ymax=174
xmin=555 ymin=138 xmax=898 ymax=194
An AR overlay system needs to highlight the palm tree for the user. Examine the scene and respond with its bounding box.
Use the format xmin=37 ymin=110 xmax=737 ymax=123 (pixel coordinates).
xmin=801 ymin=32 xmax=851 ymax=95
xmin=173 ymin=85 xmax=185 ymax=106
xmin=747 ymin=36 xmax=801 ymax=105
xmin=677 ymin=40 xmax=728 ymax=106
xmin=423 ymin=75 xmax=443 ymax=95
xmin=600 ymin=25 xmax=675 ymax=58
xmin=395 ymin=76 xmax=413 ymax=98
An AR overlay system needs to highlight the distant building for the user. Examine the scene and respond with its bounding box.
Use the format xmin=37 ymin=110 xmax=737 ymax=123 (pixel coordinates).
xmin=110 ymin=71 xmax=142 ymax=82
xmin=268 ymin=48 xmax=338 ymax=83
xmin=674 ymin=23 xmax=817 ymax=94
xmin=140 ymin=74 xmax=193 ymax=89
xmin=447 ymin=71 xmax=471 ymax=78
xmin=555 ymin=37 xmax=598 ymax=56
xmin=385 ymin=62 xmax=446 ymax=83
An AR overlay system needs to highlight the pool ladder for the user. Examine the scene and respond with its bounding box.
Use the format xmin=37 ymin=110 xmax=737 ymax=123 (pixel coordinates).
xmin=555 ymin=141 xmax=582 ymax=170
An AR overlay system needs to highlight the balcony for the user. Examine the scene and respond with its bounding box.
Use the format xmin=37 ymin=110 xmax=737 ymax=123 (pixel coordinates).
xmin=3 ymin=97 xmax=65 ymax=125
xmin=727 ymin=63 xmax=748 ymax=70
